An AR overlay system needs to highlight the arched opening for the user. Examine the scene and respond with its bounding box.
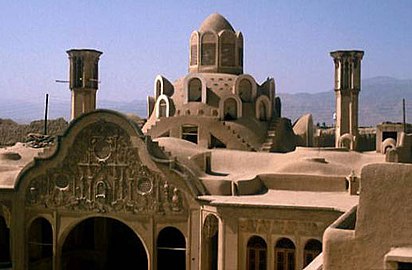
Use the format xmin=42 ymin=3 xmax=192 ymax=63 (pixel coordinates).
xmin=201 ymin=32 xmax=216 ymax=66
xmin=382 ymin=137 xmax=396 ymax=154
xmin=303 ymin=239 xmax=322 ymax=267
xmin=258 ymin=100 xmax=269 ymax=121
xmin=188 ymin=78 xmax=202 ymax=102
xmin=275 ymin=97 xmax=281 ymax=118
xmin=159 ymin=99 xmax=167 ymax=118
xmin=28 ymin=217 xmax=53 ymax=270
xmin=223 ymin=98 xmax=238 ymax=120
xmin=339 ymin=133 xmax=354 ymax=149
xmin=202 ymin=215 xmax=219 ymax=270
xmin=0 ymin=215 xmax=11 ymax=269
xmin=237 ymin=33 xmax=243 ymax=67
xmin=239 ymin=79 xmax=252 ymax=102
xmin=156 ymin=79 xmax=162 ymax=98
xmin=190 ymin=33 xmax=198 ymax=66
xmin=247 ymin=236 xmax=267 ymax=270
xmin=220 ymin=31 xmax=236 ymax=67
xmin=61 ymin=217 xmax=147 ymax=270
xmin=274 ymin=238 xmax=295 ymax=270
xmin=157 ymin=227 xmax=186 ymax=270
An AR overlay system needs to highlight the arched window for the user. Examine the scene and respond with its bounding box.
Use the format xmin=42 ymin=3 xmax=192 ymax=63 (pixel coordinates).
xmin=0 ymin=215 xmax=11 ymax=268
xmin=274 ymin=238 xmax=295 ymax=270
xmin=223 ymin=98 xmax=238 ymax=120
xmin=237 ymin=33 xmax=244 ymax=67
xmin=157 ymin=227 xmax=186 ymax=270
xmin=188 ymin=78 xmax=202 ymax=102
xmin=190 ymin=33 xmax=198 ymax=66
xmin=303 ymin=239 xmax=322 ymax=267
xmin=201 ymin=32 xmax=216 ymax=66
xmin=202 ymin=215 xmax=219 ymax=270
xmin=159 ymin=99 xmax=167 ymax=118
xmin=256 ymin=96 xmax=271 ymax=121
xmin=239 ymin=79 xmax=252 ymax=102
xmin=28 ymin=217 xmax=53 ymax=270
xmin=220 ymin=31 xmax=236 ymax=67
xmin=156 ymin=80 xmax=162 ymax=98
xmin=247 ymin=236 xmax=267 ymax=270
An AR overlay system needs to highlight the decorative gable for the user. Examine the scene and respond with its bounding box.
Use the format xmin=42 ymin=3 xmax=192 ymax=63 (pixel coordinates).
xmin=25 ymin=119 xmax=186 ymax=215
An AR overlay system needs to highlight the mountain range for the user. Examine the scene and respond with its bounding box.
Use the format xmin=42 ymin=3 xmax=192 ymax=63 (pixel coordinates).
xmin=279 ymin=76 xmax=412 ymax=126
xmin=1 ymin=76 xmax=411 ymax=127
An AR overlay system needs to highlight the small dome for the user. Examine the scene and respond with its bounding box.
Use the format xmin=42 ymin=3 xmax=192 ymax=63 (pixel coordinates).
xmin=199 ymin=13 xmax=235 ymax=33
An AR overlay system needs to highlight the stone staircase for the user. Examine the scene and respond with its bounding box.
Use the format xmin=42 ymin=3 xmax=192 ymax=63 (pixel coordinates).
xmin=220 ymin=121 xmax=257 ymax=151
xmin=145 ymin=135 xmax=207 ymax=196
xmin=260 ymin=118 xmax=280 ymax=152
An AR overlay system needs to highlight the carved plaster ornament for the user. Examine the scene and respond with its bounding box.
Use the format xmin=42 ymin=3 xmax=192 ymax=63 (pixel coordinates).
xmin=25 ymin=121 xmax=186 ymax=215
xmin=0 ymin=204 xmax=11 ymax=228
xmin=203 ymin=215 xmax=219 ymax=238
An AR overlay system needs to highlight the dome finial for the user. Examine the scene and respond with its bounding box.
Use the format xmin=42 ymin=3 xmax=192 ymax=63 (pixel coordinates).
xmin=199 ymin=13 xmax=235 ymax=33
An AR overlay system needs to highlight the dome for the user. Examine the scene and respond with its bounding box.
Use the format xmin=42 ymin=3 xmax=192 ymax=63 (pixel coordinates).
xmin=199 ymin=13 xmax=235 ymax=33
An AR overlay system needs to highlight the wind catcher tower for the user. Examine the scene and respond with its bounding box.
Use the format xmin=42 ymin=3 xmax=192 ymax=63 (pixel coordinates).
xmin=67 ymin=49 xmax=103 ymax=120
xmin=330 ymin=50 xmax=364 ymax=150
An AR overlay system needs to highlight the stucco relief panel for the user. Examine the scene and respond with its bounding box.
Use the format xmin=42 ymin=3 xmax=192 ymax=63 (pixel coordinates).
xmin=25 ymin=121 xmax=185 ymax=215
xmin=239 ymin=219 xmax=326 ymax=236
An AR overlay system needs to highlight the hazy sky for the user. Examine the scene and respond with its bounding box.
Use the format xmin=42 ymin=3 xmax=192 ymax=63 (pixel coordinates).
xmin=1 ymin=0 xmax=411 ymax=105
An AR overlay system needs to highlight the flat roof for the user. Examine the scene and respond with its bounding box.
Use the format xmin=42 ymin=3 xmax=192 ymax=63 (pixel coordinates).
xmin=198 ymin=190 xmax=359 ymax=212
xmin=0 ymin=143 xmax=42 ymax=189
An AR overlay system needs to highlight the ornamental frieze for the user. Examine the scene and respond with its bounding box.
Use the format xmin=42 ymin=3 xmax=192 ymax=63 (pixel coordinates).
xmin=25 ymin=121 xmax=185 ymax=215
xmin=239 ymin=219 xmax=325 ymax=236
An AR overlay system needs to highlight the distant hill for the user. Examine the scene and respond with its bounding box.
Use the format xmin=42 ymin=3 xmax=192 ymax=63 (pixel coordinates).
xmin=0 ymin=99 xmax=147 ymax=124
xmin=1 ymin=77 xmax=411 ymax=127
xmin=279 ymin=76 xmax=412 ymax=126
xmin=0 ymin=118 xmax=68 ymax=147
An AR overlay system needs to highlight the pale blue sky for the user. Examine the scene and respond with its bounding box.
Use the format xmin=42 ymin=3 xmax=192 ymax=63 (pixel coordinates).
xmin=0 ymin=0 xmax=411 ymax=105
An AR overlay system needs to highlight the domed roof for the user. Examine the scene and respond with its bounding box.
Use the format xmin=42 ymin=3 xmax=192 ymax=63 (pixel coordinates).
xmin=199 ymin=13 xmax=235 ymax=33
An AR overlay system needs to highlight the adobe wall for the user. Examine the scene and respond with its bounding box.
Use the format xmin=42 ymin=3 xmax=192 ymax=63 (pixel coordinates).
xmin=323 ymin=163 xmax=412 ymax=269
xmin=259 ymin=174 xmax=348 ymax=192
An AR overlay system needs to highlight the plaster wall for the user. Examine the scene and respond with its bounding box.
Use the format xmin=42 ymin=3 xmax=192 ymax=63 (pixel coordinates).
xmin=323 ymin=163 xmax=412 ymax=270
